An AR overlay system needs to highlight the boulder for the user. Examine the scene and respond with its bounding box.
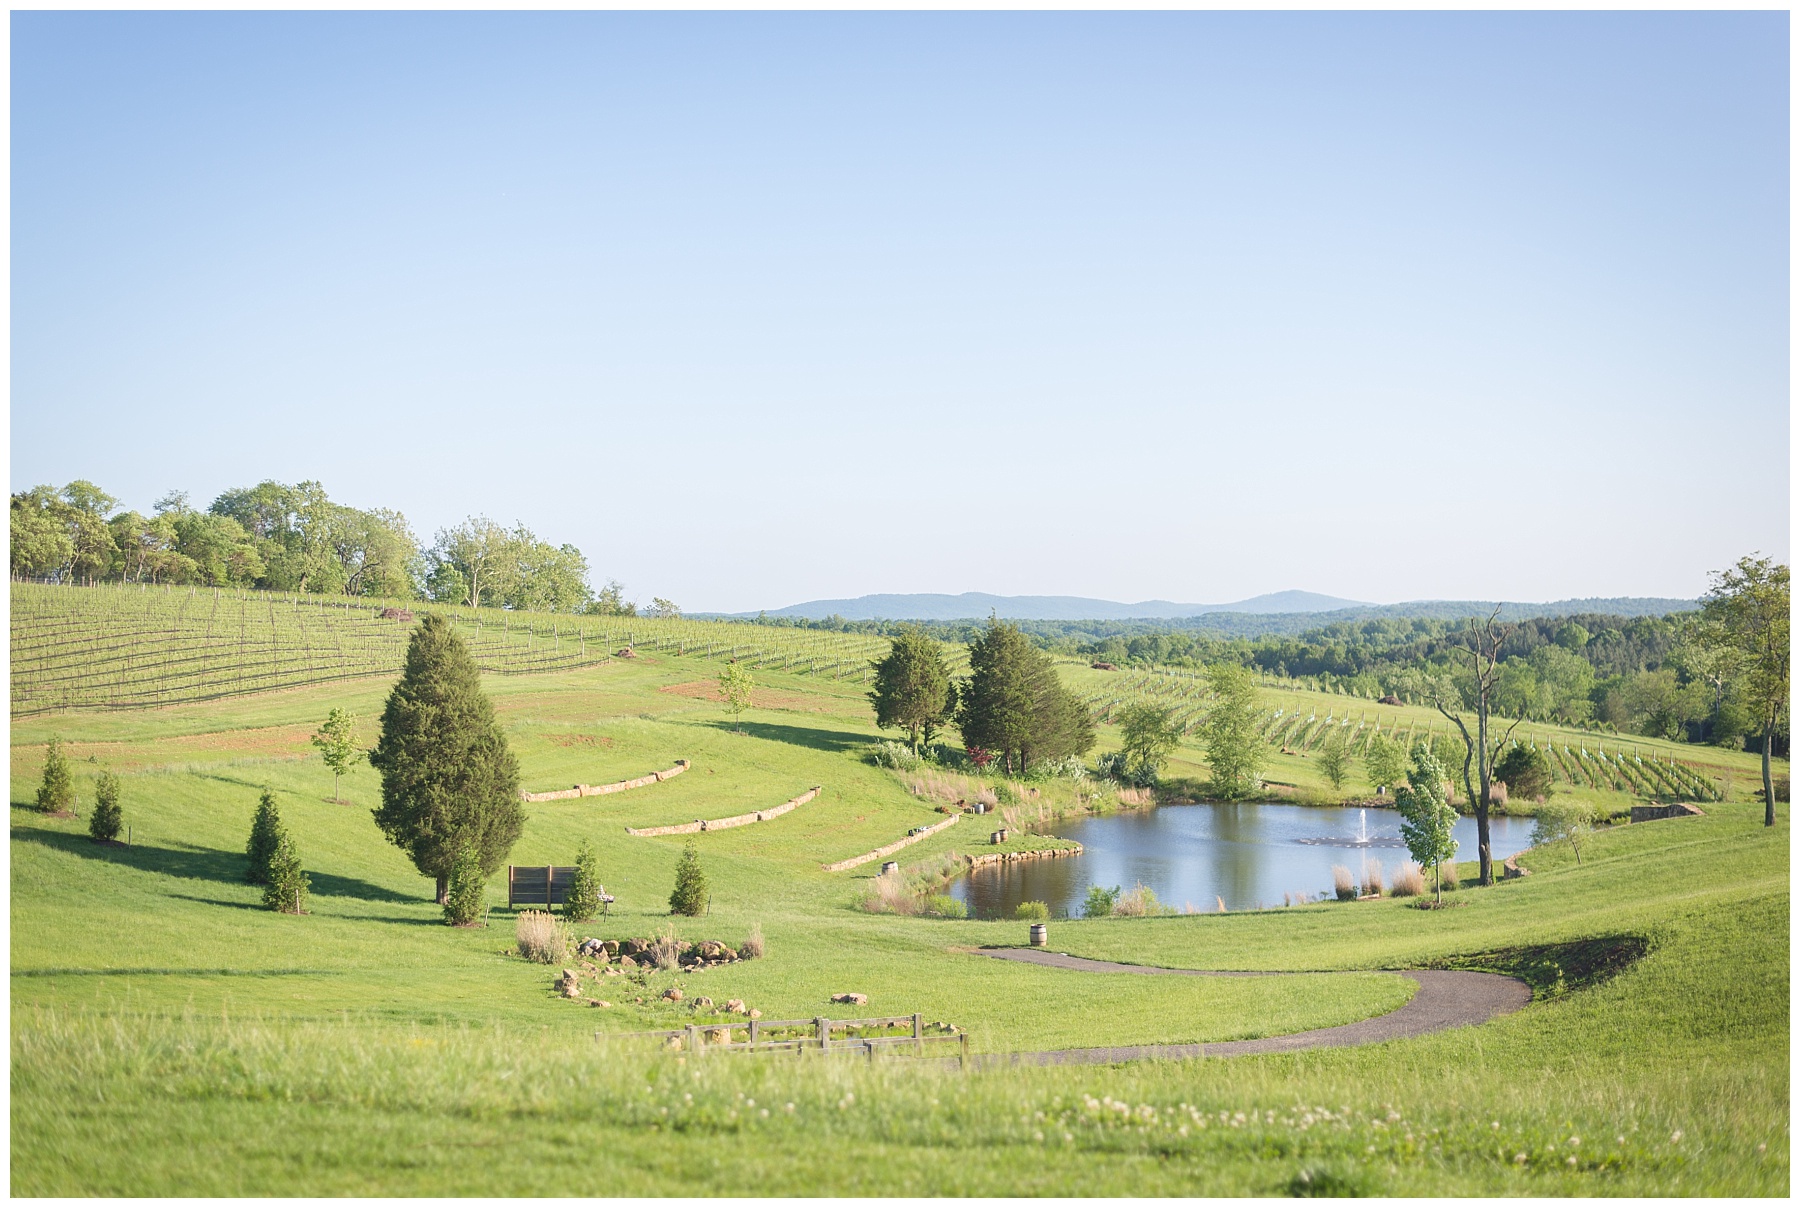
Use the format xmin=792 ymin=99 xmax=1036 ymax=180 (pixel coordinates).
xmin=692 ymin=996 xmax=714 ymax=1009
xmin=749 ymin=1009 xmax=762 ymax=1020
xmin=725 ymin=998 xmax=747 ymax=1014
xmin=662 ymin=987 xmax=684 ymax=1002
xmin=617 ymin=955 xmax=638 ymax=969
xmin=590 ymin=999 xmax=612 ymax=1008
xmin=830 ymin=992 xmax=869 ymax=1007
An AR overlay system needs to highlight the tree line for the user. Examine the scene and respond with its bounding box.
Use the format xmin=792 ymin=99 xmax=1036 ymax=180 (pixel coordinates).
xmin=10 ymin=476 xmax=667 ymax=616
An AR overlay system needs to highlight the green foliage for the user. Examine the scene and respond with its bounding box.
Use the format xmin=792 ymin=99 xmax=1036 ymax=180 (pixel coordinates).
xmin=310 ymin=707 xmax=360 ymax=803
xmin=261 ymin=832 xmax=311 ymax=914
xmin=425 ymin=515 xmax=589 ymax=611
xmin=1531 ymin=800 xmax=1597 ymax=865
xmin=1200 ymin=663 xmax=1265 ymax=799
xmin=88 ymin=771 xmax=123 ymax=842
xmin=668 ymin=842 xmax=708 ymax=917
xmin=1494 ymin=744 xmax=1553 ymax=802
xmin=718 ymin=660 xmax=755 ymax=721
xmin=369 ymin=615 xmax=524 ymax=901
xmin=1117 ymin=701 xmax=1183 ymax=784
xmin=35 ymin=736 xmax=75 ymax=814
xmin=1394 ymin=745 xmax=1458 ymax=900
xmin=1012 ymin=900 xmax=1051 ymax=921
xmin=1695 ymin=555 xmax=1789 ymax=823
xmin=921 ymin=894 xmax=966 ymax=918
xmin=870 ymin=740 xmax=923 ymax=771
xmin=959 ymin=618 xmax=1094 ymax=776
xmin=869 ymin=626 xmax=958 ymax=752
xmin=1363 ymin=732 xmax=1407 ymax=793
xmin=563 ymin=841 xmax=603 ymax=923
xmin=1083 ymin=884 xmax=1121 ymax=919
xmin=1316 ymin=730 xmax=1351 ymax=791
xmin=441 ymin=843 xmax=486 ymax=926
xmin=245 ymin=789 xmax=286 ymax=885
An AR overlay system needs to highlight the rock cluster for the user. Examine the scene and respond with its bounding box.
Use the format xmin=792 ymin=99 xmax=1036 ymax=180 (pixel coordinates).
xmin=830 ymin=992 xmax=869 ymax=1006
xmin=575 ymin=936 xmax=744 ymax=971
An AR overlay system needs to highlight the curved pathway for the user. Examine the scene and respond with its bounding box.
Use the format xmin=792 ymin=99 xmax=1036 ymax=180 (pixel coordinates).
xmin=972 ymin=948 xmax=1530 ymax=1068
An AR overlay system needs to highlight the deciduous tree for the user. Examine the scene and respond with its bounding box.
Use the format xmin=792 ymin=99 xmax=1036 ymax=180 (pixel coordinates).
xmin=1117 ymin=701 xmax=1183 ymax=783
xmin=311 ymin=708 xmax=360 ymax=804
xmin=1199 ymin=663 xmax=1265 ymax=800
xmin=1394 ymin=744 xmax=1458 ymax=902
xmin=1695 ymin=555 xmax=1790 ymax=826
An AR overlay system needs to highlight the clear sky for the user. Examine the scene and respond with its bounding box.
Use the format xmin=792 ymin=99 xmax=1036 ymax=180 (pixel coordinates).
xmin=11 ymin=12 xmax=1789 ymax=612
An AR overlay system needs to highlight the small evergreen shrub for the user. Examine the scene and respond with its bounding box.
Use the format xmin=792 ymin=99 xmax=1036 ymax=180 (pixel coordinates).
xmin=88 ymin=771 xmax=123 ymax=842
xmin=262 ymin=834 xmax=310 ymax=914
xmin=245 ymin=790 xmax=286 ymax=885
xmin=36 ymin=736 xmax=75 ymax=815
xmin=442 ymin=844 xmax=487 ymax=926
xmin=740 ymin=921 xmax=765 ymax=960
xmin=563 ymin=841 xmax=602 ymax=922
xmin=1083 ymin=884 xmax=1120 ymax=918
xmin=515 ymin=910 xmax=569 ymax=963
xmin=1012 ymin=900 xmax=1051 ymax=921
xmin=668 ymin=842 xmax=708 ymax=916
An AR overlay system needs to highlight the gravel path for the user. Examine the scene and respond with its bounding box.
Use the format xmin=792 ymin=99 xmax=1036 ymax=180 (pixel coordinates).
xmin=972 ymin=948 xmax=1530 ymax=1068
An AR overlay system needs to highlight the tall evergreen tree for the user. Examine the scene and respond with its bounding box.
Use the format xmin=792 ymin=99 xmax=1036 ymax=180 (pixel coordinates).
xmin=668 ymin=842 xmax=709 ymax=917
xmin=869 ymin=626 xmax=957 ymax=752
xmin=958 ymin=618 xmax=1094 ymax=776
xmin=369 ymin=614 xmax=524 ymax=903
xmin=245 ymin=789 xmax=286 ymax=884
xmin=262 ymin=832 xmax=311 ymax=914
xmin=36 ymin=736 xmax=76 ymax=814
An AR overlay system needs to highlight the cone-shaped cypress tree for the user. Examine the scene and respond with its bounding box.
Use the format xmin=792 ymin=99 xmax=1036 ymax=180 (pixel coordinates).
xmin=36 ymin=736 xmax=76 ymax=814
xmin=370 ymin=614 xmax=524 ymax=903
xmin=262 ymin=833 xmax=311 ymax=914
xmin=246 ymin=789 xmax=286 ymax=884
xmin=668 ymin=842 xmax=708 ymax=916
xmin=89 ymin=771 xmax=123 ymax=842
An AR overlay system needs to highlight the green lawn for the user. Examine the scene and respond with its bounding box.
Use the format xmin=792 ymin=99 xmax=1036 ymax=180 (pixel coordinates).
xmin=11 ymin=650 xmax=1789 ymax=1195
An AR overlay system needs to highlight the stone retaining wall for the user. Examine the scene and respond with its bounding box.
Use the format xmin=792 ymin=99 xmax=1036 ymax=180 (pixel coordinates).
xmin=625 ymin=786 xmax=821 ymax=837
xmin=1629 ymin=802 xmax=1706 ymax=824
xmin=822 ymin=814 xmax=959 ymax=872
xmin=523 ymin=760 xmax=690 ymax=803
xmin=966 ymin=844 xmax=1082 ymax=869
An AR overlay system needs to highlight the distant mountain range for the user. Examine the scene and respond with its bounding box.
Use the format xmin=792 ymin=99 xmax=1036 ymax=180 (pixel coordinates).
xmin=717 ymin=591 xmax=1697 ymax=624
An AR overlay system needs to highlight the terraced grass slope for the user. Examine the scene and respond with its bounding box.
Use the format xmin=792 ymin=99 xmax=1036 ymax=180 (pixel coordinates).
xmin=9 ymin=636 xmax=1788 ymax=1195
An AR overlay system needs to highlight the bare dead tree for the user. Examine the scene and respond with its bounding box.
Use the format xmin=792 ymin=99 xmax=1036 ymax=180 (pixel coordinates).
xmin=1423 ymin=608 xmax=1526 ymax=887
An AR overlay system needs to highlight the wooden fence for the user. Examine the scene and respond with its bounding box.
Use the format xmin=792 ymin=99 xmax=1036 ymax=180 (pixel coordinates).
xmin=597 ymin=1012 xmax=968 ymax=1066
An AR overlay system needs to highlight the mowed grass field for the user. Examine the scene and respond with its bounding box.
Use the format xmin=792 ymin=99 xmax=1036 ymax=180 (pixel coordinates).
xmin=10 ymin=637 xmax=1790 ymax=1194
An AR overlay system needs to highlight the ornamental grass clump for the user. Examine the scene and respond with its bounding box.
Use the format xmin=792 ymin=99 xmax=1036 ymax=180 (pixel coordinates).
xmin=1360 ymin=860 xmax=1385 ymax=898
xmin=1389 ymin=861 xmax=1425 ymax=898
xmin=1112 ymin=882 xmax=1164 ymax=917
xmin=1332 ymin=865 xmax=1357 ymax=901
xmin=515 ymin=911 xmax=569 ymax=964
xmin=740 ymin=922 xmax=765 ymax=960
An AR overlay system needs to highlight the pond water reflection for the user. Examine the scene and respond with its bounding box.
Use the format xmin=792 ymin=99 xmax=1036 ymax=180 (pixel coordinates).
xmin=948 ymin=803 xmax=1535 ymax=919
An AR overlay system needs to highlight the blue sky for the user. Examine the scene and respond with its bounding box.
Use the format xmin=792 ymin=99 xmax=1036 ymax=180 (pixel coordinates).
xmin=11 ymin=12 xmax=1789 ymax=612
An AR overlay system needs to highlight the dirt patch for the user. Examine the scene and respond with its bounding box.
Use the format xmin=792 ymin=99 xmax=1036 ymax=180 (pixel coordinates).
xmin=12 ymin=724 xmax=317 ymax=774
xmin=658 ymin=680 xmax=827 ymax=712
xmin=548 ymin=734 xmax=615 ymax=749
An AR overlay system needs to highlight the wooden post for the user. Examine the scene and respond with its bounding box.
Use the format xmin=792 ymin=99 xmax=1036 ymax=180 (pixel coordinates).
xmin=913 ymin=1012 xmax=923 ymax=1058
xmin=686 ymin=1025 xmax=699 ymax=1055
xmin=864 ymin=1039 xmax=875 ymax=1064
xmin=748 ymin=1019 xmax=759 ymax=1050
xmin=960 ymin=1031 xmax=969 ymax=1071
xmin=815 ymin=1017 xmax=829 ymax=1052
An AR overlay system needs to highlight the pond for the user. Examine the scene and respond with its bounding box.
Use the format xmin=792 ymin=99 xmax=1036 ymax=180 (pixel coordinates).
xmin=948 ymin=803 xmax=1537 ymax=919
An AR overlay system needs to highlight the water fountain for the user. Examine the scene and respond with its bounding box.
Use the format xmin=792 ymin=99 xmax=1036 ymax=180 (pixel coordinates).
xmin=1297 ymin=805 xmax=1407 ymax=848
